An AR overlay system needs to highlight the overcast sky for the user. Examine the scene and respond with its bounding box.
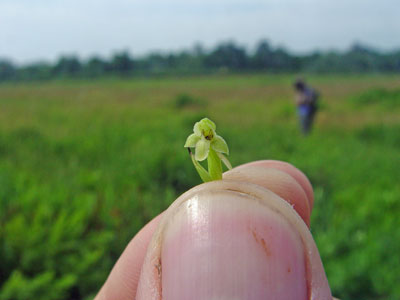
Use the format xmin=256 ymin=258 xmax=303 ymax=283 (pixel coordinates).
xmin=1 ymin=0 xmax=399 ymax=64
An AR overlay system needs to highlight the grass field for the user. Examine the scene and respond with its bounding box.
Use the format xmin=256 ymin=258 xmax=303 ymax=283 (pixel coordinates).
xmin=0 ymin=74 xmax=399 ymax=299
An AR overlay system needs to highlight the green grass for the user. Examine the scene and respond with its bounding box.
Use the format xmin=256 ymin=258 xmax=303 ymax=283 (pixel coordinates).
xmin=0 ymin=74 xmax=399 ymax=300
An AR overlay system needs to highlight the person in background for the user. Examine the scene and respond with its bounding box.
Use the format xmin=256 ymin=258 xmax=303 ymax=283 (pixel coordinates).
xmin=293 ymin=79 xmax=319 ymax=135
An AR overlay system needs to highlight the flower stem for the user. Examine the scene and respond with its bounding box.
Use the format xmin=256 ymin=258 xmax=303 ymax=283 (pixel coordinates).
xmin=189 ymin=149 xmax=212 ymax=182
xmin=207 ymin=148 xmax=222 ymax=180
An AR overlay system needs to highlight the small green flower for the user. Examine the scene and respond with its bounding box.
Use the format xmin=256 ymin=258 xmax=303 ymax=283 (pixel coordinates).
xmin=184 ymin=118 xmax=232 ymax=182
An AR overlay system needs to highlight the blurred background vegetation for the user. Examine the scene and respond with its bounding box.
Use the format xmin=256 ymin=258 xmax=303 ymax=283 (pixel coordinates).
xmin=1 ymin=0 xmax=400 ymax=298
xmin=0 ymin=73 xmax=399 ymax=299
xmin=1 ymin=40 xmax=400 ymax=82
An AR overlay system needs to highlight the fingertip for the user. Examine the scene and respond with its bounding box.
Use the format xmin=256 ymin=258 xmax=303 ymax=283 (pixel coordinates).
xmin=237 ymin=160 xmax=315 ymax=211
xmin=224 ymin=166 xmax=311 ymax=226
xmin=136 ymin=179 xmax=332 ymax=300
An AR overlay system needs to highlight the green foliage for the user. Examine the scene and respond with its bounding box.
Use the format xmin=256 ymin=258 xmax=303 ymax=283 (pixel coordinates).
xmin=0 ymin=61 xmax=16 ymax=81
xmin=110 ymin=51 xmax=134 ymax=75
xmin=173 ymin=94 xmax=207 ymax=109
xmin=1 ymin=41 xmax=400 ymax=83
xmin=351 ymin=87 xmax=400 ymax=108
xmin=53 ymin=56 xmax=82 ymax=77
xmin=0 ymin=74 xmax=399 ymax=299
xmin=204 ymin=42 xmax=248 ymax=70
xmin=0 ymin=271 xmax=75 ymax=300
xmin=356 ymin=124 xmax=400 ymax=148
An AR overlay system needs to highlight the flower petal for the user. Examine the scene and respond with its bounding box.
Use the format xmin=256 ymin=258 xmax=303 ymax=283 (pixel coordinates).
xmin=201 ymin=118 xmax=216 ymax=131
xmin=217 ymin=152 xmax=232 ymax=170
xmin=195 ymin=139 xmax=210 ymax=161
xmin=211 ymin=135 xmax=229 ymax=154
xmin=184 ymin=133 xmax=200 ymax=148
xmin=194 ymin=118 xmax=217 ymax=137
xmin=193 ymin=121 xmax=202 ymax=136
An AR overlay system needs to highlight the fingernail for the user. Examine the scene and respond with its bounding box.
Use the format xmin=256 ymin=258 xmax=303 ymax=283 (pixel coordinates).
xmin=161 ymin=190 xmax=308 ymax=300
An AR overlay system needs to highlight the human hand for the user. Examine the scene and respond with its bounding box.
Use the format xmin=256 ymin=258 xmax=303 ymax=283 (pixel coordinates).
xmin=95 ymin=160 xmax=335 ymax=300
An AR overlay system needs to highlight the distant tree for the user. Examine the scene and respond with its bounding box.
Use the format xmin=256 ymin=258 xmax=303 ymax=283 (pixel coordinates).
xmin=84 ymin=56 xmax=109 ymax=77
xmin=299 ymin=51 xmax=322 ymax=70
xmin=53 ymin=56 xmax=82 ymax=77
xmin=349 ymin=43 xmax=378 ymax=56
xmin=142 ymin=53 xmax=167 ymax=74
xmin=18 ymin=62 xmax=52 ymax=81
xmin=343 ymin=43 xmax=379 ymax=72
xmin=165 ymin=53 xmax=178 ymax=69
xmin=251 ymin=41 xmax=299 ymax=72
xmin=270 ymin=47 xmax=298 ymax=71
xmin=2 ymin=39 xmax=400 ymax=82
xmin=306 ymin=51 xmax=344 ymax=73
xmin=192 ymin=43 xmax=205 ymax=57
xmin=0 ymin=59 xmax=16 ymax=81
xmin=378 ymin=51 xmax=400 ymax=72
xmin=252 ymin=40 xmax=273 ymax=70
xmin=166 ymin=51 xmax=204 ymax=74
xmin=205 ymin=42 xmax=248 ymax=71
xmin=110 ymin=51 xmax=134 ymax=75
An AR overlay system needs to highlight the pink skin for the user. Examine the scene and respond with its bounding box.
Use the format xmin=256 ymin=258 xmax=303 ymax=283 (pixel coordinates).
xmin=243 ymin=160 xmax=315 ymax=210
xmin=95 ymin=160 xmax=333 ymax=300
xmin=223 ymin=166 xmax=311 ymax=226
xmin=162 ymin=192 xmax=307 ymax=300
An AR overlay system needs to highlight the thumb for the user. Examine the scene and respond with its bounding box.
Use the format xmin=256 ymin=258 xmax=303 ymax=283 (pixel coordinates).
xmin=136 ymin=160 xmax=332 ymax=300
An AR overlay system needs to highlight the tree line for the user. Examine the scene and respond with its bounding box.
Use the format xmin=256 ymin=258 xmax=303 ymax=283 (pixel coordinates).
xmin=1 ymin=40 xmax=400 ymax=82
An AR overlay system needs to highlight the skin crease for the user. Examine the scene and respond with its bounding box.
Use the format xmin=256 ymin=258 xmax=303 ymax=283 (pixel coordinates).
xmin=238 ymin=160 xmax=315 ymax=210
xmin=95 ymin=160 xmax=336 ymax=300
xmin=223 ymin=166 xmax=311 ymax=226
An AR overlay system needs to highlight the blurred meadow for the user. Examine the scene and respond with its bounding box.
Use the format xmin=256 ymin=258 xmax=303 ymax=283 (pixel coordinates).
xmin=0 ymin=73 xmax=399 ymax=300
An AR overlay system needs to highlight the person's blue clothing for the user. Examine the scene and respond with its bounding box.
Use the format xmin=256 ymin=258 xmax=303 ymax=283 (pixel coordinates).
xmin=298 ymin=104 xmax=311 ymax=117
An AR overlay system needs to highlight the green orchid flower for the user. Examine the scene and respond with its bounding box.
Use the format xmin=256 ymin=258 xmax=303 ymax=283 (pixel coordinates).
xmin=184 ymin=118 xmax=232 ymax=182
